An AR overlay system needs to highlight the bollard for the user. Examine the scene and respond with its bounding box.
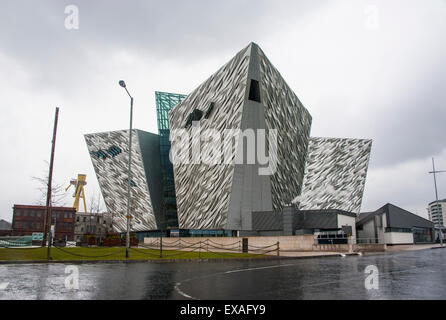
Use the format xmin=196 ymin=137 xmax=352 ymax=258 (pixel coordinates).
xmin=277 ymin=241 xmax=280 ymax=256
xmin=242 ymin=238 xmax=248 ymax=253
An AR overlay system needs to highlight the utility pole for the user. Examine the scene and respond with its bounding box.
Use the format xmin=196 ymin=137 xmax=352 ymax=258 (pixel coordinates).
xmin=429 ymin=157 xmax=445 ymax=247
xmin=43 ymin=107 xmax=60 ymax=260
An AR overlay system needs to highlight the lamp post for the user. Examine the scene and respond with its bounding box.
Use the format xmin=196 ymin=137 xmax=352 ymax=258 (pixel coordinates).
xmin=429 ymin=157 xmax=445 ymax=247
xmin=119 ymin=80 xmax=133 ymax=258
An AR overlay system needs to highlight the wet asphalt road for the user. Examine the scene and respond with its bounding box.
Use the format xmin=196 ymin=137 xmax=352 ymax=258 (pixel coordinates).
xmin=0 ymin=248 xmax=445 ymax=300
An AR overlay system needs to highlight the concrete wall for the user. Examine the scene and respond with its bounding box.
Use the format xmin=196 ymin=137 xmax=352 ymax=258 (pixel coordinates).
xmin=384 ymin=232 xmax=414 ymax=245
xmin=144 ymin=235 xmax=315 ymax=251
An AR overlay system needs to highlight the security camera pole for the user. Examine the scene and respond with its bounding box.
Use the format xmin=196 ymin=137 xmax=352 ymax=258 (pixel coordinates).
xmin=119 ymin=80 xmax=133 ymax=258
xmin=429 ymin=157 xmax=445 ymax=247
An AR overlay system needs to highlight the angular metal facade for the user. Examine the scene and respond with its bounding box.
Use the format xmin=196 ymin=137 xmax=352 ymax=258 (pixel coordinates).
xmin=296 ymin=137 xmax=372 ymax=214
xmin=85 ymin=43 xmax=373 ymax=233
xmin=85 ymin=130 xmax=163 ymax=232
xmin=169 ymin=43 xmax=312 ymax=230
xmin=258 ymin=48 xmax=312 ymax=211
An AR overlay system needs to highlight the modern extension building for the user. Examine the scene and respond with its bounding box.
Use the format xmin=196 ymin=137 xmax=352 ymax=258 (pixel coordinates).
xmin=248 ymin=206 xmax=357 ymax=242
xmin=356 ymin=203 xmax=434 ymax=245
xmin=86 ymin=42 xmax=372 ymax=235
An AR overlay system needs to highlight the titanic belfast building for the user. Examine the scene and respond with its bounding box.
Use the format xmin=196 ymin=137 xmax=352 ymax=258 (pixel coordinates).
xmin=85 ymin=43 xmax=372 ymax=235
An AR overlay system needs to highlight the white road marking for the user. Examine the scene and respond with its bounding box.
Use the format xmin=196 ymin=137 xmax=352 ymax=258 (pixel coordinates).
xmin=174 ymin=282 xmax=198 ymax=300
xmin=0 ymin=282 xmax=9 ymax=290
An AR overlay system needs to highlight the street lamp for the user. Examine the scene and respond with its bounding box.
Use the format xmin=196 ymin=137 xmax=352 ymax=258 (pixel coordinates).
xmin=429 ymin=157 xmax=445 ymax=247
xmin=119 ymin=80 xmax=133 ymax=258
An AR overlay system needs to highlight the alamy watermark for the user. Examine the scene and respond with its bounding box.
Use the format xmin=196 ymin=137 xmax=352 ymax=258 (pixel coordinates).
xmin=364 ymin=5 xmax=380 ymax=30
xmin=169 ymin=122 xmax=278 ymax=176
xmin=364 ymin=265 xmax=379 ymax=290
xmin=64 ymin=5 xmax=79 ymax=30
xmin=64 ymin=265 xmax=79 ymax=290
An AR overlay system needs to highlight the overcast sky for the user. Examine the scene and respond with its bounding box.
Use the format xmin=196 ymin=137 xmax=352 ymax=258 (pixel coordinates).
xmin=1 ymin=0 xmax=445 ymax=223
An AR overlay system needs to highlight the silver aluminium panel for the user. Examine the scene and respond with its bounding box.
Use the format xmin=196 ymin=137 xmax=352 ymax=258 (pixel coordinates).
xmin=85 ymin=130 xmax=158 ymax=232
xmin=297 ymin=137 xmax=372 ymax=214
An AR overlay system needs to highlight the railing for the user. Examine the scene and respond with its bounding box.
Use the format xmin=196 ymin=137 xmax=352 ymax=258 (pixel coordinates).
xmin=314 ymin=235 xmax=383 ymax=245
xmin=139 ymin=238 xmax=280 ymax=258
xmin=0 ymin=238 xmax=280 ymax=260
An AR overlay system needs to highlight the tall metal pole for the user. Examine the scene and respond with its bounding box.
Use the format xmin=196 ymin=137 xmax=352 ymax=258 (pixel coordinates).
xmin=43 ymin=107 xmax=59 ymax=260
xmin=119 ymin=80 xmax=133 ymax=259
xmin=430 ymin=158 xmax=444 ymax=246
xmin=126 ymin=96 xmax=133 ymax=258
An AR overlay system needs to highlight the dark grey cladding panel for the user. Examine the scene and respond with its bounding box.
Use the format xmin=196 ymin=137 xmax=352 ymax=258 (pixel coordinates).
xmin=297 ymin=211 xmax=338 ymax=230
xmin=384 ymin=204 xmax=434 ymax=229
xmin=137 ymin=130 xmax=164 ymax=228
xmin=252 ymin=211 xmax=282 ymax=231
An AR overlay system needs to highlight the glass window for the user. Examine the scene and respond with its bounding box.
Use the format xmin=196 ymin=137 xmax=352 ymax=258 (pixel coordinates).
xmin=15 ymin=210 xmax=21 ymax=217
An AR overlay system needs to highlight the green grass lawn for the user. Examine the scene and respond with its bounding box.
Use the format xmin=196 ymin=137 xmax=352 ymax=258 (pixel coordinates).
xmin=0 ymin=246 xmax=263 ymax=261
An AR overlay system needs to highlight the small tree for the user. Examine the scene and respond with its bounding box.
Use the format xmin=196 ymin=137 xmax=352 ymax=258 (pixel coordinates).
xmin=89 ymin=189 xmax=104 ymax=214
xmin=31 ymin=161 xmax=67 ymax=207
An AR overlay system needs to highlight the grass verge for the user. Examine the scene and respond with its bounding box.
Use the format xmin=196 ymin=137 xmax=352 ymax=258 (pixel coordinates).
xmin=0 ymin=247 xmax=264 ymax=261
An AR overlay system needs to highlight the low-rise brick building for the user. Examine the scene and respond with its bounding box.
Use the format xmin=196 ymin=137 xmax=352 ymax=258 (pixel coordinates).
xmin=12 ymin=205 xmax=76 ymax=241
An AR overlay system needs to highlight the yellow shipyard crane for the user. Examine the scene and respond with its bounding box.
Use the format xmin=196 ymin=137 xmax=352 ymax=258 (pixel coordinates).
xmin=66 ymin=174 xmax=87 ymax=212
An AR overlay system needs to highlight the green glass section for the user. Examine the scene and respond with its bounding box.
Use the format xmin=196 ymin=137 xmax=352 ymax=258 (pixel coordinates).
xmin=155 ymin=91 xmax=186 ymax=228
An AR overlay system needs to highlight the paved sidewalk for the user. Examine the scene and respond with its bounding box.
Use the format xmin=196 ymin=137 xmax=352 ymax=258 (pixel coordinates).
xmin=386 ymin=243 xmax=444 ymax=252
xmin=275 ymin=251 xmax=349 ymax=258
